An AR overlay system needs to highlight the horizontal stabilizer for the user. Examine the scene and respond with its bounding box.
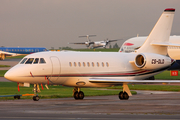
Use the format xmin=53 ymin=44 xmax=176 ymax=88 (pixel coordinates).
xmin=89 ymin=78 xmax=180 ymax=84
xmin=151 ymin=42 xmax=180 ymax=47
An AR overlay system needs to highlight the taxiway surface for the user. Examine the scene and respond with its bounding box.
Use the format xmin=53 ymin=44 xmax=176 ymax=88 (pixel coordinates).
xmin=0 ymin=93 xmax=180 ymax=120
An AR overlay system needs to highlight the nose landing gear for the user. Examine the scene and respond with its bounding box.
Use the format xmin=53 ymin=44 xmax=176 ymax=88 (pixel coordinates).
xmin=33 ymin=84 xmax=40 ymax=101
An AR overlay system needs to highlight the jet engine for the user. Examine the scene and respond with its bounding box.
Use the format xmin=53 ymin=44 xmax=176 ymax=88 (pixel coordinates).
xmin=135 ymin=53 xmax=172 ymax=70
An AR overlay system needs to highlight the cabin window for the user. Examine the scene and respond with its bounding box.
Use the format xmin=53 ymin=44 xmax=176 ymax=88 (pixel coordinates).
xmin=33 ymin=58 xmax=39 ymax=64
xmin=39 ymin=58 xmax=46 ymax=64
xmin=92 ymin=62 xmax=94 ymax=67
xmin=87 ymin=62 xmax=90 ymax=67
xmin=69 ymin=62 xmax=72 ymax=67
xmin=97 ymin=62 xmax=99 ymax=67
xmin=83 ymin=62 xmax=86 ymax=67
xmin=20 ymin=58 xmax=28 ymax=64
xmin=74 ymin=62 xmax=76 ymax=67
xmin=102 ymin=62 xmax=104 ymax=67
xmin=106 ymin=62 xmax=109 ymax=67
xmin=25 ymin=58 xmax=34 ymax=64
xmin=78 ymin=62 xmax=81 ymax=67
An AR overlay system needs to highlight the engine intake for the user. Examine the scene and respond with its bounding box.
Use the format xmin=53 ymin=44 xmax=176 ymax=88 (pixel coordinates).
xmin=135 ymin=53 xmax=172 ymax=70
xmin=135 ymin=54 xmax=146 ymax=68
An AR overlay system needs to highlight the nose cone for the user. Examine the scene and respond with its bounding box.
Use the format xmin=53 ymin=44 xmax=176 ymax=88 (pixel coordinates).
xmin=4 ymin=69 xmax=17 ymax=82
xmin=4 ymin=65 xmax=24 ymax=82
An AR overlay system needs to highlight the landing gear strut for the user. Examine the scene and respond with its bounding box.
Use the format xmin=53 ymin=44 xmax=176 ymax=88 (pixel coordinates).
xmin=73 ymin=87 xmax=84 ymax=100
xmin=118 ymin=83 xmax=132 ymax=100
xmin=33 ymin=84 xmax=40 ymax=101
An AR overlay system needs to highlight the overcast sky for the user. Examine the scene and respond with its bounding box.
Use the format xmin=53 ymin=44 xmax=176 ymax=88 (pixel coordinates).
xmin=0 ymin=0 xmax=180 ymax=49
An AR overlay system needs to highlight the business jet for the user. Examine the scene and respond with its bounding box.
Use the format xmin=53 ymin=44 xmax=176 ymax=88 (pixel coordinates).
xmin=69 ymin=35 xmax=121 ymax=49
xmin=5 ymin=8 xmax=180 ymax=101
xmin=0 ymin=47 xmax=48 ymax=60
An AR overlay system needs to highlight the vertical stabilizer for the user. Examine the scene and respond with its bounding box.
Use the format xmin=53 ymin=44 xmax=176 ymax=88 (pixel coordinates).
xmin=136 ymin=8 xmax=175 ymax=55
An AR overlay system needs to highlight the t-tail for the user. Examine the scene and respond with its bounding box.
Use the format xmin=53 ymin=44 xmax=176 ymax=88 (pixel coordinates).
xmin=136 ymin=8 xmax=175 ymax=55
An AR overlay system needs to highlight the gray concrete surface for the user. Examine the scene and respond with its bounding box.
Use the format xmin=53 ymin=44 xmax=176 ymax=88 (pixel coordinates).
xmin=0 ymin=93 xmax=180 ymax=120
xmin=0 ymin=58 xmax=20 ymax=70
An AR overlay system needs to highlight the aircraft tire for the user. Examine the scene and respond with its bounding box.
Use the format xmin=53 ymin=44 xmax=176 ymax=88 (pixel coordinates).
xmin=119 ymin=91 xmax=124 ymax=100
xmin=123 ymin=92 xmax=129 ymax=100
xmin=74 ymin=91 xmax=79 ymax=100
xmin=119 ymin=91 xmax=129 ymax=100
xmin=78 ymin=91 xmax=84 ymax=100
xmin=33 ymin=96 xmax=39 ymax=101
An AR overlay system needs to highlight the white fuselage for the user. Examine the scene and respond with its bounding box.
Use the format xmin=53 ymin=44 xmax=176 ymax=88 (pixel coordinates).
xmin=4 ymin=51 xmax=169 ymax=87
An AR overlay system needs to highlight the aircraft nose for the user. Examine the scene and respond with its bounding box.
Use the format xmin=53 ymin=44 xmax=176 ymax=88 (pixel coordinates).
xmin=4 ymin=68 xmax=18 ymax=82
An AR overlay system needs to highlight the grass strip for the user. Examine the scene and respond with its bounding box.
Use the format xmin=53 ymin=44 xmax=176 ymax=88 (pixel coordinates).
xmin=0 ymin=65 xmax=10 ymax=67
xmin=0 ymin=82 xmax=136 ymax=100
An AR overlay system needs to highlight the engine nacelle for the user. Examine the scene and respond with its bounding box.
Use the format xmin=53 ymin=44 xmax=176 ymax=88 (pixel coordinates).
xmin=135 ymin=53 xmax=172 ymax=70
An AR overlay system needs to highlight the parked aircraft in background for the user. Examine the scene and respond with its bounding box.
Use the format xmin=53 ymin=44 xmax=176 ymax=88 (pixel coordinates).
xmin=69 ymin=35 xmax=122 ymax=49
xmin=0 ymin=47 xmax=48 ymax=60
xmin=119 ymin=36 xmax=180 ymax=60
xmin=5 ymin=8 xmax=180 ymax=101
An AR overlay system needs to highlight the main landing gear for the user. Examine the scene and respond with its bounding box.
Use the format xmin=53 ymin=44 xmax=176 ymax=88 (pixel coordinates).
xmin=119 ymin=91 xmax=129 ymax=100
xmin=33 ymin=84 xmax=40 ymax=101
xmin=118 ymin=83 xmax=132 ymax=100
xmin=73 ymin=87 xmax=84 ymax=100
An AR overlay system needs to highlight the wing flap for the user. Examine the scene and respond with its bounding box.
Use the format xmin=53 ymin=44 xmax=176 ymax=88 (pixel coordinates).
xmin=89 ymin=78 xmax=180 ymax=84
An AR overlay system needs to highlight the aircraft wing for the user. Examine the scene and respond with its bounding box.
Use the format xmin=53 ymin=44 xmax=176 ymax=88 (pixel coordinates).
xmin=89 ymin=78 xmax=180 ymax=84
xmin=108 ymin=39 xmax=123 ymax=43
xmin=68 ymin=42 xmax=86 ymax=45
xmin=0 ymin=51 xmax=17 ymax=56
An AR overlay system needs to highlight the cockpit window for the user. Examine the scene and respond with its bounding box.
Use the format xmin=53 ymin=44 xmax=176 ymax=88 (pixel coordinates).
xmin=33 ymin=58 xmax=39 ymax=64
xmin=25 ymin=58 xmax=34 ymax=64
xmin=20 ymin=58 xmax=28 ymax=64
xmin=39 ymin=58 xmax=46 ymax=64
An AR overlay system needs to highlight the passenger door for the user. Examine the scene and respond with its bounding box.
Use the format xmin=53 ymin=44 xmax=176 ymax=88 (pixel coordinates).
xmin=50 ymin=56 xmax=61 ymax=82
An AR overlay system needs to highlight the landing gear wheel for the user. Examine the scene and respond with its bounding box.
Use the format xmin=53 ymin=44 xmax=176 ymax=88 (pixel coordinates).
xmin=74 ymin=91 xmax=79 ymax=100
xmin=119 ymin=91 xmax=124 ymax=100
xmin=73 ymin=91 xmax=84 ymax=100
xmin=119 ymin=91 xmax=129 ymax=100
xmin=123 ymin=92 xmax=129 ymax=100
xmin=33 ymin=96 xmax=39 ymax=101
xmin=78 ymin=91 xmax=84 ymax=100
xmin=14 ymin=95 xmax=21 ymax=99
